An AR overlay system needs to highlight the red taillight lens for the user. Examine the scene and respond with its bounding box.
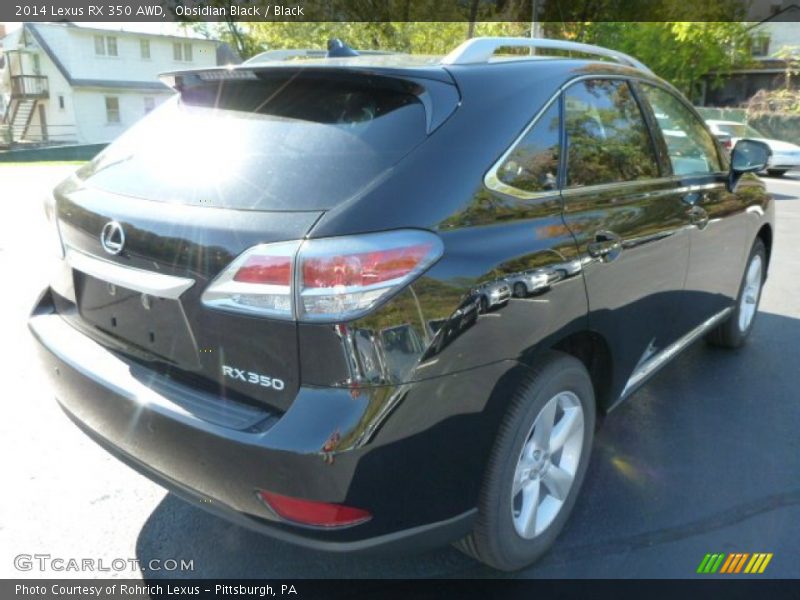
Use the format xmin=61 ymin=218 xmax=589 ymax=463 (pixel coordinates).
xmin=233 ymin=255 xmax=292 ymax=285
xmin=201 ymin=240 xmax=300 ymax=318
xmin=202 ymin=230 xmax=443 ymax=321
xmin=297 ymin=231 xmax=443 ymax=321
xmin=302 ymin=244 xmax=433 ymax=288
xmin=257 ymin=490 xmax=372 ymax=528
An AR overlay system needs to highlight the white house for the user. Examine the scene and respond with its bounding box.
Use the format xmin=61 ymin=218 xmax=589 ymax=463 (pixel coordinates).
xmin=0 ymin=23 xmax=223 ymax=145
xmin=703 ymin=2 xmax=800 ymax=106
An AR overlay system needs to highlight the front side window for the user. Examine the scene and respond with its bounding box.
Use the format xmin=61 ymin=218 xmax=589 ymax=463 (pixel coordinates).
xmin=564 ymin=79 xmax=659 ymax=188
xmin=105 ymin=96 xmax=120 ymax=124
xmin=496 ymin=101 xmax=560 ymax=193
xmin=640 ymin=84 xmax=721 ymax=176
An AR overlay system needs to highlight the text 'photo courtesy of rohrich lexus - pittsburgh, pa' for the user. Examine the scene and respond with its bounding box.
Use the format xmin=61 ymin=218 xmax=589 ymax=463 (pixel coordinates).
xmin=29 ymin=36 xmax=775 ymax=572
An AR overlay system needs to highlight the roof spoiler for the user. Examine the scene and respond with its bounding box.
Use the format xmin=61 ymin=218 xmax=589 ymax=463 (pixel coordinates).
xmin=158 ymin=66 xmax=459 ymax=135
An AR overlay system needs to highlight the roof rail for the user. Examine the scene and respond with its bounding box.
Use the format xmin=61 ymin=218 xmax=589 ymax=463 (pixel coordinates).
xmin=441 ymin=37 xmax=653 ymax=75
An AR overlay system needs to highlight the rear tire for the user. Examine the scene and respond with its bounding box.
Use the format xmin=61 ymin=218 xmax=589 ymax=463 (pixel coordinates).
xmin=513 ymin=282 xmax=527 ymax=298
xmin=455 ymin=352 xmax=595 ymax=571
xmin=706 ymin=238 xmax=766 ymax=349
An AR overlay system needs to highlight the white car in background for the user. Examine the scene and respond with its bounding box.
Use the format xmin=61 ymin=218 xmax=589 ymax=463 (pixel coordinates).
xmin=706 ymin=119 xmax=800 ymax=177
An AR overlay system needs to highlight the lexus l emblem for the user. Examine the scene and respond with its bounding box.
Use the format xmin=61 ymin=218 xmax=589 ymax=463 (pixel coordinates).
xmin=100 ymin=221 xmax=125 ymax=255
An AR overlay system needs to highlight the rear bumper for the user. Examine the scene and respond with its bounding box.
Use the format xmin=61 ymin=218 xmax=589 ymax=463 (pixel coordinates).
xmin=29 ymin=288 xmax=481 ymax=554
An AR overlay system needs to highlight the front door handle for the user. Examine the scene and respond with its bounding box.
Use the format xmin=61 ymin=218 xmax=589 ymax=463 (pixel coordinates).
xmin=682 ymin=191 xmax=710 ymax=206
xmin=687 ymin=205 xmax=709 ymax=230
xmin=587 ymin=230 xmax=623 ymax=262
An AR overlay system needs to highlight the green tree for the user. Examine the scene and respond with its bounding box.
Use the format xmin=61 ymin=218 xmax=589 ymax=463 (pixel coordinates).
xmin=538 ymin=0 xmax=753 ymax=100
xmin=176 ymin=0 xmax=753 ymax=98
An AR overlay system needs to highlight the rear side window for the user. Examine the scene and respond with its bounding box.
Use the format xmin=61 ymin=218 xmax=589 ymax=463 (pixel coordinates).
xmin=80 ymin=72 xmax=432 ymax=211
xmin=564 ymin=79 xmax=659 ymax=188
xmin=640 ymin=84 xmax=721 ymax=176
xmin=496 ymin=101 xmax=560 ymax=193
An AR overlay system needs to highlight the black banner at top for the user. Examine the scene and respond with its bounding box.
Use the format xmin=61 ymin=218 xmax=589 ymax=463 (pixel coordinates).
xmin=4 ymin=0 xmax=800 ymax=23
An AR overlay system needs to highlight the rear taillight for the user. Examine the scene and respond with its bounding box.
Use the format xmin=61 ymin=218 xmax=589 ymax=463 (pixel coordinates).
xmin=257 ymin=490 xmax=372 ymax=528
xmin=201 ymin=241 xmax=300 ymax=318
xmin=202 ymin=230 xmax=443 ymax=322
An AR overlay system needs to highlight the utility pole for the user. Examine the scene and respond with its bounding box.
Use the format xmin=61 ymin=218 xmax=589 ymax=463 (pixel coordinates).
xmin=530 ymin=0 xmax=542 ymax=39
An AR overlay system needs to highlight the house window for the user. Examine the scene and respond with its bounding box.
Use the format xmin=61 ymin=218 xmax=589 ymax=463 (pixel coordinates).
xmin=751 ymin=35 xmax=770 ymax=57
xmin=105 ymin=96 xmax=120 ymax=124
xmin=140 ymin=39 xmax=151 ymax=59
xmin=173 ymin=42 xmax=193 ymax=62
xmin=58 ymin=95 xmax=65 ymax=110
xmin=106 ymin=37 xmax=118 ymax=57
xmin=95 ymin=36 xmax=118 ymax=57
xmin=144 ymin=97 xmax=155 ymax=114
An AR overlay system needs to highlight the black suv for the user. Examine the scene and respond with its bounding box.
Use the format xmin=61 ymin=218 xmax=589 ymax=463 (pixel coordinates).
xmin=30 ymin=37 xmax=774 ymax=571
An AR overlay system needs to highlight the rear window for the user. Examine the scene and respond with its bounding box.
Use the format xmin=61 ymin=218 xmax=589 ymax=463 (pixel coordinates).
xmin=79 ymin=72 xmax=430 ymax=210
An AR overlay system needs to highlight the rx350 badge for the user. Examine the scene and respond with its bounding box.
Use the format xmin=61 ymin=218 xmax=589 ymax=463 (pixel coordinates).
xmin=222 ymin=365 xmax=285 ymax=391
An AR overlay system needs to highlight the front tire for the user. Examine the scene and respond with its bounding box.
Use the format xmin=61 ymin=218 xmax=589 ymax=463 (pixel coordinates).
xmin=766 ymin=169 xmax=787 ymax=177
xmin=456 ymin=352 xmax=595 ymax=571
xmin=706 ymin=238 xmax=766 ymax=349
xmin=513 ymin=282 xmax=527 ymax=298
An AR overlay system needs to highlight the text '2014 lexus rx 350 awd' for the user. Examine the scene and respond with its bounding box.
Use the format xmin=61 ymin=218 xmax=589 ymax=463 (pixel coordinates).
xmin=30 ymin=37 xmax=774 ymax=571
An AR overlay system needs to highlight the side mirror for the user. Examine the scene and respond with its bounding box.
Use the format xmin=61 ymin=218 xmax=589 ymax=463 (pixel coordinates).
xmin=728 ymin=139 xmax=770 ymax=191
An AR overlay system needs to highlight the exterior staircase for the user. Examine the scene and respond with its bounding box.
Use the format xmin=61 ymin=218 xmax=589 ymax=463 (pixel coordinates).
xmin=7 ymin=99 xmax=37 ymax=142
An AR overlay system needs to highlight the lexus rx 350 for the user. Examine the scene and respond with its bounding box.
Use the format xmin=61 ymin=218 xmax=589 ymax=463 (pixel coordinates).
xmin=30 ymin=37 xmax=774 ymax=571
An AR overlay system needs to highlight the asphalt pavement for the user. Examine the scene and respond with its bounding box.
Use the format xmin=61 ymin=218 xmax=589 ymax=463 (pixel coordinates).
xmin=1 ymin=165 xmax=798 ymax=579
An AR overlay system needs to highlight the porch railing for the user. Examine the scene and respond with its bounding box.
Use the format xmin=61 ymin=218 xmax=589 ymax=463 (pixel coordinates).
xmin=10 ymin=75 xmax=49 ymax=99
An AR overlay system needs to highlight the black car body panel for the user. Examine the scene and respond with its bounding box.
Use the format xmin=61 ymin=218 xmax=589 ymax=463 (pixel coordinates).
xmin=32 ymin=53 xmax=774 ymax=550
xmin=55 ymin=182 xmax=324 ymax=410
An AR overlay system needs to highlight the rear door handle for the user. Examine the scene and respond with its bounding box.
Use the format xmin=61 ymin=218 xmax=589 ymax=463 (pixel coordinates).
xmin=587 ymin=230 xmax=623 ymax=262
xmin=687 ymin=205 xmax=709 ymax=230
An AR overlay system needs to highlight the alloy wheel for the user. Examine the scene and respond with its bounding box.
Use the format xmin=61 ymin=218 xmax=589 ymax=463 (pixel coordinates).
xmin=511 ymin=391 xmax=585 ymax=539
xmin=738 ymin=254 xmax=763 ymax=333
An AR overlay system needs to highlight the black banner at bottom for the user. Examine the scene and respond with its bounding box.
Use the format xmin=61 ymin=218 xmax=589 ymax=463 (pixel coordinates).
xmin=4 ymin=579 xmax=800 ymax=600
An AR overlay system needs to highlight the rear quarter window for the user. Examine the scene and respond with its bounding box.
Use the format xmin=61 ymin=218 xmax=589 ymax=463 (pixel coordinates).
xmin=495 ymin=100 xmax=561 ymax=194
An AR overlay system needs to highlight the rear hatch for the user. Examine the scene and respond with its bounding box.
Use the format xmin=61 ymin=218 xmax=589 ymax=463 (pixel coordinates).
xmin=54 ymin=65 xmax=458 ymax=411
